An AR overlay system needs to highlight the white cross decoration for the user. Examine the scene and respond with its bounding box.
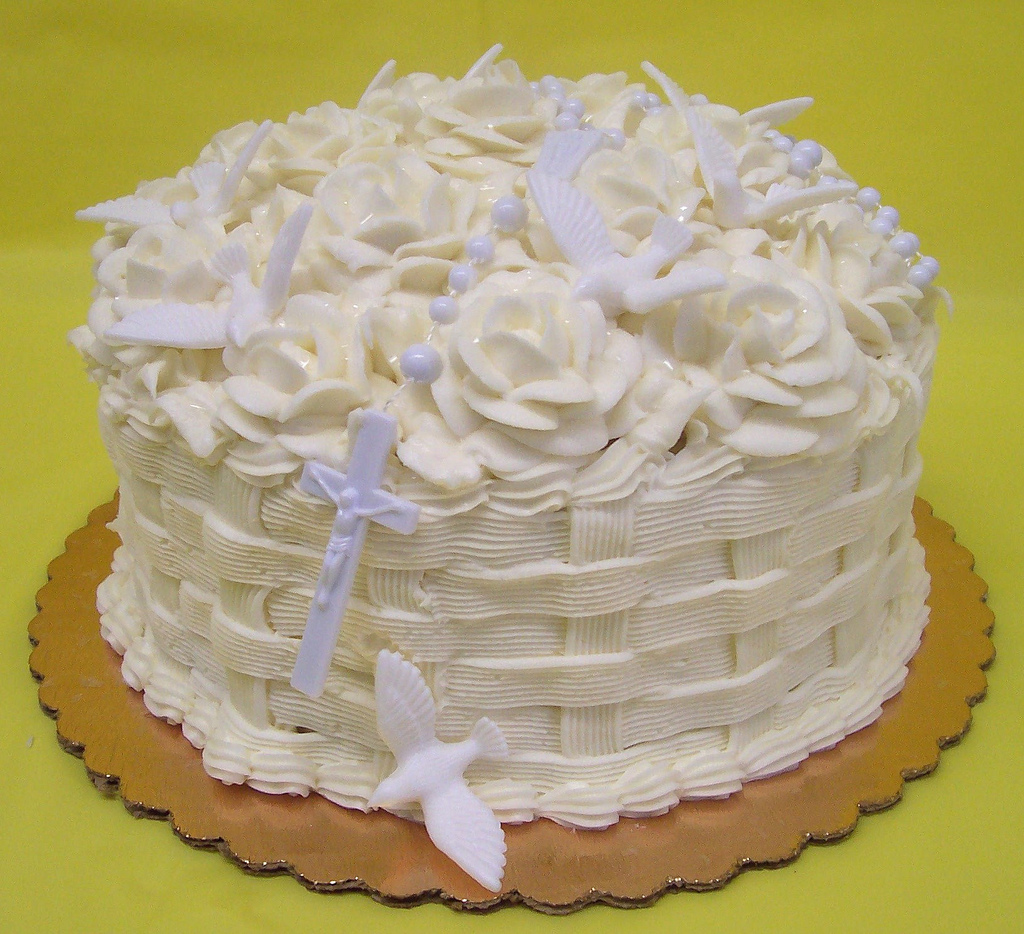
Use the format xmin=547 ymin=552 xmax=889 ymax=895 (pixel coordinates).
xmin=290 ymin=410 xmax=421 ymax=698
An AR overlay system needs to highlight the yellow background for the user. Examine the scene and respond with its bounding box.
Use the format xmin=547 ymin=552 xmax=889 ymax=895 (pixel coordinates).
xmin=2 ymin=2 xmax=1021 ymax=931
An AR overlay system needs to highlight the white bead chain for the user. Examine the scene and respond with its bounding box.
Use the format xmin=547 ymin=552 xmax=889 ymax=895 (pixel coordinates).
xmin=387 ymin=187 xmax=534 ymax=407
xmin=763 ymin=127 xmax=936 ymax=290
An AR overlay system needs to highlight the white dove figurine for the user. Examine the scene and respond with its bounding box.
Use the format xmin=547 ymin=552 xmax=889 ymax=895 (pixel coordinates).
xmin=77 ymin=119 xmax=273 ymax=229
xmin=104 ymin=201 xmax=314 ymax=349
xmin=527 ymin=159 xmax=725 ymax=316
xmin=368 ymin=650 xmax=509 ymax=893
xmin=685 ymin=105 xmax=857 ymax=228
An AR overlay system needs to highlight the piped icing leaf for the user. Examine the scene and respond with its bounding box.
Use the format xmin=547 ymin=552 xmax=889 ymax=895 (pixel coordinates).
xmin=720 ymin=411 xmax=819 ymax=457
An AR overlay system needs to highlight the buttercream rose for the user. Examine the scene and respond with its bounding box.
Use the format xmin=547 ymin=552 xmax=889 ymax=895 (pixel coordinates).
xmin=666 ymin=254 xmax=883 ymax=458
xmin=313 ymin=149 xmax=477 ymax=303
xmin=206 ymin=109 xmax=394 ymax=199
xmin=787 ymin=216 xmax=924 ymax=356
xmin=362 ymin=62 xmax=555 ymax=178
xmin=98 ymin=223 xmax=221 ymax=307
xmin=423 ymin=65 xmax=543 ymax=137
xmin=217 ymin=293 xmax=373 ymax=472
xmin=442 ymin=270 xmax=642 ymax=456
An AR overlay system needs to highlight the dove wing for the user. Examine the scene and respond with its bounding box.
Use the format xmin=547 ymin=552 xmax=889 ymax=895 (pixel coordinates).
xmin=641 ymin=61 xmax=688 ymax=111
xmin=212 ymin=119 xmax=274 ymax=215
xmin=210 ymin=242 xmax=250 ymax=284
xmin=526 ymin=171 xmax=615 ymax=270
xmin=375 ymin=650 xmax=436 ymax=760
xmin=260 ymin=201 xmax=314 ymax=313
xmin=532 ymin=129 xmax=603 ymax=181
xmin=104 ymin=303 xmax=228 ymax=348
xmin=359 ymin=59 xmax=397 ymax=107
xmin=752 ymin=180 xmax=857 ymax=224
xmin=687 ymin=107 xmax=739 ymax=188
xmin=422 ymin=781 xmax=506 ymax=893
xmin=463 ymin=43 xmax=503 ymax=80
xmin=743 ymin=97 xmax=814 ymax=128
xmin=76 ymin=195 xmax=172 ymax=227
xmin=188 ymin=162 xmax=228 ymax=202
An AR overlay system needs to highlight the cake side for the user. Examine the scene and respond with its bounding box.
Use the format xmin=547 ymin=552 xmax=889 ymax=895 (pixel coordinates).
xmin=96 ymin=359 xmax=932 ymax=826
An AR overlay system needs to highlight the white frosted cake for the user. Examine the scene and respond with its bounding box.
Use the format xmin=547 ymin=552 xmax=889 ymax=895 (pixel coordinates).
xmin=72 ymin=47 xmax=945 ymax=890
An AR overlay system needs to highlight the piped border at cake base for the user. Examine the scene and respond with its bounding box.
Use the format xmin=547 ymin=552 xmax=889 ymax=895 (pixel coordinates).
xmin=28 ymin=496 xmax=994 ymax=913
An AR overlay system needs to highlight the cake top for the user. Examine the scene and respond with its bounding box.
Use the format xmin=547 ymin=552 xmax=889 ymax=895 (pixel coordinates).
xmin=72 ymin=46 xmax=945 ymax=500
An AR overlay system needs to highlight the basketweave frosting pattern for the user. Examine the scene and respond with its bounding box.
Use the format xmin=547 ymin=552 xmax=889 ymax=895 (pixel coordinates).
xmin=98 ymin=374 xmax=929 ymax=827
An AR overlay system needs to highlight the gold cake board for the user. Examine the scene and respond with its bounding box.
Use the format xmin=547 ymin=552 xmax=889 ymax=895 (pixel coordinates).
xmin=28 ymin=497 xmax=994 ymax=913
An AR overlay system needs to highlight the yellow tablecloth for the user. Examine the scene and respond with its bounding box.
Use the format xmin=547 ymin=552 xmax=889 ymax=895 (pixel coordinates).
xmin=2 ymin=3 xmax=1021 ymax=931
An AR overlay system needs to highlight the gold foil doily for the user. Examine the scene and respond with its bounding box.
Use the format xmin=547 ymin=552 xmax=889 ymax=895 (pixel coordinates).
xmin=28 ymin=498 xmax=994 ymax=912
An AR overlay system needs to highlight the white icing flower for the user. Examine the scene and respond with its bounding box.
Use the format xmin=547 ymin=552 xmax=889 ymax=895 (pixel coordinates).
xmin=666 ymin=256 xmax=878 ymax=458
xmin=444 ymin=271 xmax=643 ymax=456
xmin=97 ymin=347 xmax=228 ymax=458
xmin=105 ymin=224 xmax=221 ymax=305
xmin=371 ymin=61 xmax=555 ymax=176
xmin=786 ymin=217 xmax=922 ymax=355
xmin=218 ymin=293 xmax=372 ymax=467
xmin=314 ymin=148 xmax=478 ymax=305
xmin=156 ymin=381 xmax=226 ymax=461
xmin=570 ymin=73 xmax=638 ymax=130
xmin=222 ymin=109 xmax=393 ymax=198
xmin=569 ymin=144 xmax=683 ymax=249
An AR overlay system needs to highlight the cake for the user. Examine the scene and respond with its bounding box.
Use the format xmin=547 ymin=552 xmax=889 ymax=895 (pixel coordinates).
xmin=71 ymin=46 xmax=946 ymax=891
